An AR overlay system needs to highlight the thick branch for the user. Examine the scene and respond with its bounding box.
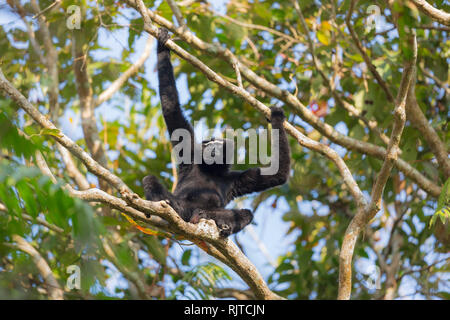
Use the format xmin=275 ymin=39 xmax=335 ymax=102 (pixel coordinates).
xmin=406 ymin=78 xmax=450 ymax=179
xmin=0 ymin=68 xmax=281 ymax=300
xmin=338 ymin=32 xmax=417 ymax=300
xmin=126 ymin=0 xmax=367 ymax=209
xmin=410 ymin=0 xmax=450 ymax=26
xmin=10 ymin=235 xmax=64 ymax=300
xmin=122 ymin=0 xmax=441 ymax=198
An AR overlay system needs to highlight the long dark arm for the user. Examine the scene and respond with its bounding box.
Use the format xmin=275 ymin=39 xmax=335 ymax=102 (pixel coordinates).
xmin=157 ymin=29 xmax=194 ymax=140
xmin=231 ymin=107 xmax=290 ymax=197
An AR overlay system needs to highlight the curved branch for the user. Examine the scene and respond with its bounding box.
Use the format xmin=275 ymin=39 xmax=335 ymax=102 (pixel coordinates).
xmin=338 ymin=32 xmax=418 ymax=300
xmin=93 ymin=37 xmax=153 ymax=108
xmin=410 ymin=0 xmax=450 ymax=26
xmin=10 ymin=235 xmax=64 ymax=300
xmin=126 ymin=0 xmax=367 ymax=209
xmin=0 ymin=68 xmax=281 ymax=300
xmin=406 ymin=79 xmax=450 ymax=179
xmin=122 ymin=0 xmax=441 ymax=198
xmin=166 ymin=0 xmax=186 ymax=28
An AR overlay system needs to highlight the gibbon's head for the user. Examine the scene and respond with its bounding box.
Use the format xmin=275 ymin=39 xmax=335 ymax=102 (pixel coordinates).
xmin=200 ymin=137 xmax=234 ymax=173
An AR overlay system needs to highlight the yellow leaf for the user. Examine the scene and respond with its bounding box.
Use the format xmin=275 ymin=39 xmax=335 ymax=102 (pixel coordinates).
xmin=317 ymin=30 xmax=330 ymax=45
xmin=321 ymin=21 xmax=332 ymax=31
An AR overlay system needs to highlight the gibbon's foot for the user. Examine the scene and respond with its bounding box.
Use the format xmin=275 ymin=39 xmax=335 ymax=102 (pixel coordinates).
xmin=218 ymin=223 xmax=232 ymax=237
xmin=189 ymin=209 xmax=204 ymax=224
xmin=189 ymin=208 xmax=253 ymax=237
xmin=189 ymin=210 xmax=232 ymax=237
xmin=158 ymin=27 xmax=170 ymax=46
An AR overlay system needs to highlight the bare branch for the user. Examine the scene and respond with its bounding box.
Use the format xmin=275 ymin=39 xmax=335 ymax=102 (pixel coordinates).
xmin=125 ymin=0 xmax=367 ymax=209
xmin=10 ymin=235 xmax=64 ymax=300
xmin=421 ymin=67 xmax=450 ymax=96
xmin=0 ymin=68 xmax=282 ymax=300
xmin=10 ymin=0 xmax=46 ymax=65
xmin=166 ymin=0 xmax=186 ymax=28
xmin=211 ymin=9 xmax=298 ymax=43
xmin=93 ymin=37 xmax=153 ymax=107
xmin=338 ymin=31 xmax=418 ymax=300
xmin=417 ymin=24 xmax=450 ymax=31
xmin=29 ymin=0 xmax=59 ymax=121
xmin=232 ymin=58 xmax=243 ymax=88
xmin=31 ymin=0 xmax=61 ymax=19
xmin=72 ymin=28 xmax=112 ymax=196
xmin=56 ymin=144 xmax=91 ymax=190
xmin=121 ymin=0 xmax=441 ymax=197
xmin=410 ymin=0 xmax=450 ymax=26
xmin=406 ymin=77 xmax=450 ymax=179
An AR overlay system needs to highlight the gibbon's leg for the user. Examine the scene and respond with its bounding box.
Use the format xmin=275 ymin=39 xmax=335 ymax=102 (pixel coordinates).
xmin=190 ymin=208 xmax=253 ymax=237
xmin=143 ymin=175 xmax=173 ymax=202
xmin=143 ymin=175 xmax=186 ymax=218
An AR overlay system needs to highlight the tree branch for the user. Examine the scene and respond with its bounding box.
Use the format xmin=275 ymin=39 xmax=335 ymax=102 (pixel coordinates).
xmin=406 ymin=76 xmax=450 ymax=179
xmin=292 ymin=0 xmax=390 ymax=145
xmin=93 ymin=37 xmax=153 ymax=108
xmin=72 ymin=29 xmax=109 ymax=180
xmin=409 ymin=0 xmax=450 ymax=26
xmin=346 ymin=0 xmax=395 ymax=103
xmin=121 ymin=0 xmax=441 ymax=198
xmin=338 ymin=31 xmax=418 ymax=300
xmin=10 ymin=235 xmax=64 ymax=300
xmin=126 ymin=0 xmax=367 ymax=209
xmin=0 ymin=68 xmax=282 ymax=300
xmin=0 ymin=202 xmax=64 ymax=234
xmin=166 ymin=0 xmax=186 ymax=28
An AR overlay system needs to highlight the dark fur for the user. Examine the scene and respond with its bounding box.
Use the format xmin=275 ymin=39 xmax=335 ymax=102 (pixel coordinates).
xmin=143 ymin=28 xmax=291 ymax=237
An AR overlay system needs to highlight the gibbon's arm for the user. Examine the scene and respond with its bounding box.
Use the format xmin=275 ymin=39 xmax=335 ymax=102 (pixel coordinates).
xmin=231 ymin=107 xmax=290 ymax=197
xmin=157 ymin=30 xmax=194 ymax=145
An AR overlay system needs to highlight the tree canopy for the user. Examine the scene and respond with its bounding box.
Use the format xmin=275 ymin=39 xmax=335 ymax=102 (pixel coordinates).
xmin=0 ymin=0 xmax=448 ymax=300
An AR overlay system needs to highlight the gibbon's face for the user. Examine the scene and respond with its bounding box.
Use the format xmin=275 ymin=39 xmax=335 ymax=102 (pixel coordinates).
xmin=201 ymin=138 xmax=234 ymax=171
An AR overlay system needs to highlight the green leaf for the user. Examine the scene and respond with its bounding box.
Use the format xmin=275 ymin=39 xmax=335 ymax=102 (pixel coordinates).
xmin=39 ymin=128 xmax=63 ymax=138
xmin=181 ymin=249 xmax=192 ymax=266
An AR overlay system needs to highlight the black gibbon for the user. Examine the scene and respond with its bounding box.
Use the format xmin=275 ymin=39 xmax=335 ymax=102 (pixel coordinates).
xmin=143 ymin=28 xmax=290 ymax=236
